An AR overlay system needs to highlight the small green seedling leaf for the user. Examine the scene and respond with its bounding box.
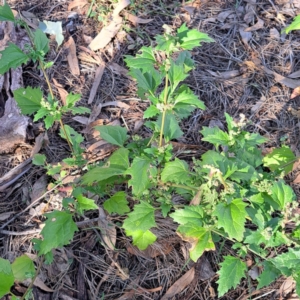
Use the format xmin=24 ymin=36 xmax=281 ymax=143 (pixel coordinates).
xmin=125 ymin=229 xmax=157 ymax=250
xmin=0 ymin=43 xmax=29 ymax=74
xmin=96 ymin=125 xmax=128 ymax=147
xmin=201 ymin=126 xmax=230 ymax=147
xmin=39 ymin=20 xmax=64 ymax=47
xmin=0 ymin=258 xmax=14 ymax=298
xmin=66 ymin=93 xmax=81 ymax=108
xmin=168 ymin=61 xmax=188 ymax=93
xmin=124 ymin=46 xmax=156 ymax=71
xmin=177 ymin=23 xmax=214 ymax=50
xmin=13 ymin=86 xmax=42 ymax=115
xmin=12 ymin=255 xmax=35 ymax=281
xmin=33 ymin=28 xmax=50 ymax=56
xmin=76 ymin=194 xmax=98 ymax=215
xmin=122 ymin=201 xmax=156 ymax=232
xmin=103 ymin=191 xmax=130 ymax=215
xmin=217 ymin=256 xmax=247 ymax=297
xmin=0 ymin=3 xmax=15 ymax=22
xmin=143 ymin=105 xmax=160 ymax=119
xmin=214 ymin=199 xmax=247 ymax=241
xmin=37 ymin=211 xmax=78 ymax=255
xmin=32 ymin=154 xmax=46 ymax=166
xmin=161 ymin=158 xmax=190 ymax=184
xmin=173 ymin=91 xmax=205 ymax=110
xmin=263 ymin=146 xmax=296 ymax=174
xmin=177 ymin=224 xmax=215 ymax=261
xmin=268 ymin=180 xmax=295 ymax=210
xmin=284 ymin=15 xmax=300 ymax=34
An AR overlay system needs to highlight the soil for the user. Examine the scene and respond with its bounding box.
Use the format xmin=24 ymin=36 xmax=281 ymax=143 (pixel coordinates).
xmin=1 ymin=0 xmax=300 ymax=299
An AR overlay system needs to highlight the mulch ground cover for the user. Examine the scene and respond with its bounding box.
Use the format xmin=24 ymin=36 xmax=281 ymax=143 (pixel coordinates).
xmin=1 ymin=0 xmax=300 ymax=299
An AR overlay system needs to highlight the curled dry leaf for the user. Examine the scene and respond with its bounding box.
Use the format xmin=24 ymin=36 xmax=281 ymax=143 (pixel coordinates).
xmin=89 ymin=0 xmax=130 ymax=51
xmin=244 ymin=18 xmax=264 ymax=32
xmin=279 ymin=277 xmax=296 ymax=298
xmin=64 ymin=36 xmax=80 ymax=76
xmin=123 ymin=12 xmax=153 ymax=26
xmin=88 ymin=63 xmax=105 ymax=104
xmin=34 ymin=276 xmax=54 ymax=292
xmin=161 ymin=267 xmax=195 ymax=300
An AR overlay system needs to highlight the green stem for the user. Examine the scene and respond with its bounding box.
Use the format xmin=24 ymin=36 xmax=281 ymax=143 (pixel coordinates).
xmin=59 ymin=119 xmax=74 ymax=154
xmin=159 ymin=74 xmax=169 ymax=147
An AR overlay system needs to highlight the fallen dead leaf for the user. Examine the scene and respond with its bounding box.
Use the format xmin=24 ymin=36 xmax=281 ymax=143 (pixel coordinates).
xmin=34 ymin=276 xmax=54 ymax=292
xmin=206 ymin=69 xmax=240 ymax=79
xmin=68 ymin=0 xmax=88 ymax=11
xmin=279 ymin=277 xmax=296 ymax=299
xmin=64 ymin=36 xmax=80 ymax=76
xmin=89 ymin=0 xmax=130 ymax=51
xmin=239 ymin=25 xmax=252 ymax=46
xmin=98 ymin=207 xmax=116 ymax=251
xmin=0 ymin=212 xmax=12 ymax=221
xmin=291 ymin=87 xmax=300 ymax=99
xmin=161 ymin=267 xmax=195 ymax=300
xmin=30 ymin=175 xmax=47 ymax=202
xmin=30 ymin=133 xmax=49 ymax=157
xmin=108 ymin=62 xmax=130 ymax=78
xmin=270 ymin=28 xmax=280 ymax=40
xmin=53 ymin=78 xmax=68 ymax=105
xmin=123 ymin=12 xmax=153 ymax=26
xmin=244 ymin=18 xmax=264 ymax=31
xmin=73 ymin=116 xmax=89 ymax=125
xmin=88 ymin=63 xmax=105 ymax=104
xmin=217 ymin=10 xmax=234 ymax=22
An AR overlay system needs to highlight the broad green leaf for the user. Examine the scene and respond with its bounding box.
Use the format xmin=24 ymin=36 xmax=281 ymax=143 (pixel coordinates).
xmin=126 ymin=156 xmax=155 ymax=196
xmin=12 ymin=255 xmax=35 ymax=281
xmin=176 ymin=51 xmax=195 ymax=72
xmin=217 ymin=256 xmax=247 ymax=297
xmin=44 ymin=114 xmax=57 ymax=129
xmin=66 ymin=93 xmax=81 ymax=107
xmin=82 ymin=165 xmax=125 ymax=184
xmin=0 ymin=258 xmax=14 ymax=298
xmin=0 ymin=3 xmax=15 ymax=22
xmin=214 ymin=199 xmax=247 ymax=241
xmin=108 ymin=148 xmax=130 ymax=169
xmin=34 ymin=107 xmax=49 ymax=123
xmin=225 ymin=113 xmax=236 ymax=131
xmin=177 ymin=224 xmax=215 ymax=261
xmin=13 ymin=86 xmax=42 ymax=115
xmin=168 ymin=61 xmax=188 ymax=93
xmin=257 ymin=260 xmax=281 ymax=289
xmin=155 ymin=34 xmax=177 ymax=54
xmin=103 ymin=191 xmax=130 ymax=215
xmin=173 ymin=91 xmax=205 ymax=110
xmin=33 ymin=29 xmax=49 ymax=55
xmin=161 ymin=158 xmax=190 ymax=184
xmin=38 ymin=211 xmax=78 ymax=255
xmin=95 ymin=125 xmax=128 ymax=147
xmin=39 ymin=20 xmax=64 ymax=47
xmin=59 ymin=125 xmax=84 ymax=145
xmin=76 ymin=194 xmax=98 ymax=215
xmin=158 ymin=113 xmax=183 ymax=141
xmin=122 ymin=201 xmax=156 ymax=232
xmin=125 ymin=229 xmax=157 ymax=250
xmin=32 ymin=154 xmax=46 ymax=166
xmin=177 ymin=23 xmax=214 ymax=50
xmin=263 ymin=146 xmax=296 ymax=174
xmin=284 ymin=15 xmax=300 ymax=33
xmin=161 ymin=203 xmax=172 ymax=217
xmin=170 ymin=205 xmax=203 ymax=226
xmin=143 ymin=105 xmax=160 ymax=119
xmin=272 ymin=248 xmax=300 ymax=276
xmin=124 ymin=46 xmax=156 ymax=71
xmin=0 ymin=43 xmax=29 ymax=74
xmin=201 ymin=126 xmax=230 ymax=147
xmin=244 ymin=132 xmax=267 ymax=146
xmin=268 ymin=180 xmax=295 ymax=210
xmin=129 ymin=67 xmax=162 ymax=94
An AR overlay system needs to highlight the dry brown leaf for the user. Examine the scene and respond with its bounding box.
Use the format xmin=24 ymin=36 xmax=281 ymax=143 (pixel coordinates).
xmin=239 ymin=25 xmax=252 ymax=46
xmin=98 ymin=207 xmax=116 ymax=251
xmin=279 ymin=277 xmax=296 ymax=298
xmin=123 ymin=12 xmax=153 ymax=26
xmin=161 ymin=268 xmax=195 ymax=300
xmin=244 ymin=18 xmax=264 ymax=31
xmin=64 ymin=36 xmax=80 ymax=76
xmin=53 ymin=78 xmax=68 ymax=105
xmin=109 ymin=62 xmax=130 ymax=77
xmin=270 ymin=28 xmax=280 ymax=40
xmin=206 ymin=69 xmax=240 ymax=79
xmin=0 ymin=212 xmax=12 ymax=221
xmin=72 ymin=116 xmax=89 ymax=125
xmin=30 ymin=175 xmax=47 ymax=203
xmin=68 ymin=0 xmax=88 ymax=11
xmin=190 ymin=189 xmax=202 ymax=206
xmin=88 ymin=63 xmax=105 ymax=104
xmin=30 ymin=133 xmax=49 ymax=157
xmin=34 ymin=276 xmax=54 ymax=292
xmin=291 ymin=87 xmax=300 ymax=99
xmin=292 ymin=159 xmax=300 ymax=172
xmin=89 ymin=0 xmax=130 ymax=51
xmin=217 ymin=10 xmax=234 ymax=22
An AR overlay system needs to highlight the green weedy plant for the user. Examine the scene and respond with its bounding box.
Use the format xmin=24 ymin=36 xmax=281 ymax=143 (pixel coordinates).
xmin=1 ymin=2 xmax=300 ymax=298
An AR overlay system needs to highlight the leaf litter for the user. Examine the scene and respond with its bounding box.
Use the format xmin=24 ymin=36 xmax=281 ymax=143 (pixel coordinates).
xmin=2 ymin=0 xmax=300 ymax=299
